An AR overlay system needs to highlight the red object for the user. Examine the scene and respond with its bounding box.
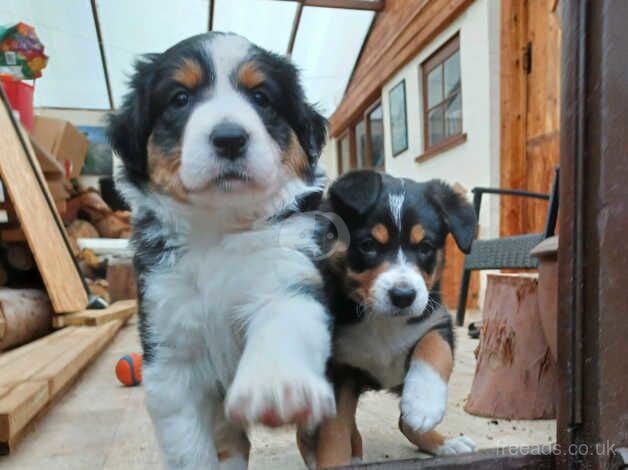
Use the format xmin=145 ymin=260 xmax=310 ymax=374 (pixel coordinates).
xmin=115 ymin=353 xmax=143 ymax=386
xmin=0 ymin=75 xmax=34 ymax=131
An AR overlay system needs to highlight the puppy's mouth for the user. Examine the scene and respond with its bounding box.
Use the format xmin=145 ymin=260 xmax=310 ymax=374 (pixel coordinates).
xmin=211 ymin=169 xmax=254 ymax=192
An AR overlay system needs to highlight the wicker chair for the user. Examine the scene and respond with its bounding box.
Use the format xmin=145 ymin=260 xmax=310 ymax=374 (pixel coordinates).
xmin=456 ymin=167 xmax=559 ymax=326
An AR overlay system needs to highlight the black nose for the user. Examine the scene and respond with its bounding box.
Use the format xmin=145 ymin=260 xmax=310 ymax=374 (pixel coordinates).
xmin=389 ymin=286 xmax=417 ymax=308
xmin=211 ymin=123 xmax=248 ymax=159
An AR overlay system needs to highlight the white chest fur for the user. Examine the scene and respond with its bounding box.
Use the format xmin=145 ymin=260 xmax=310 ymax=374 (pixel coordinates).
xmin=333 ymin=315 xmax=429 ymax=389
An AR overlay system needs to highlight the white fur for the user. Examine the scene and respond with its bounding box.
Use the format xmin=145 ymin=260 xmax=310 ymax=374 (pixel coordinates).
xmin=434 ymin=435 xmax=476 ymax=456
xmin=388 ymin=192 xmax=404 ymax=229
xmin=400 ymin=360 xmax=448 ymax=433
xmin=370 ymin=250 xmax=429 ymax=317
xmin=334 ymin=316 xmax=431 ymax=389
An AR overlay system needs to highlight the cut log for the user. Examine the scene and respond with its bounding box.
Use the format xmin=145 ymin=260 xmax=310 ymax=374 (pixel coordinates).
xmin=0 ymin=289 xmax=52 ymax=351
xmin=465 ymin=273 xmax=557 ymax=419
xmin=5 ymin=244 xmax=34 ymax=272
xmin=0 ymin=260 xmax=7 ymax=287
xmin=67 ymin=219 xmax=99 ymax=240
xmin=106 ymin=261 xmax=137 ymax=302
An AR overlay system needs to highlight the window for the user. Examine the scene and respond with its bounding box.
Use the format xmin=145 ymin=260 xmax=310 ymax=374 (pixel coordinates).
xmin=388 ymin=80 xmax=408 ymax=156
xmin=336 ymin=100 xmax=385 ymax=174
xmin=421 ymin=35 xmax=463 ymax=152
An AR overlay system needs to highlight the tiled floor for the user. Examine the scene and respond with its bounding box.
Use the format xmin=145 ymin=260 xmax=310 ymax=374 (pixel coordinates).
xmin=1 ymin=311 xmax=555 ymax=469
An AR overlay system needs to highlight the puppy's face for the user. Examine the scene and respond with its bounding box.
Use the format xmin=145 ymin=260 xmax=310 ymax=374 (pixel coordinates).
xmin=327 ymin=171 xmax=476 ymax=317
xmin=108 ymin=33 xmax=326 ymax=209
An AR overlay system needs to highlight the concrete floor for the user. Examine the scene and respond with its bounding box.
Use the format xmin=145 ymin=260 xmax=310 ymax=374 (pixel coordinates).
xmin=1 ymin=311 xmax=555 ymax=469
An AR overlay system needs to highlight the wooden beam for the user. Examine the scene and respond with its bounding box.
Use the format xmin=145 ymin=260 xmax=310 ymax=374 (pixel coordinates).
xmin=208 ymin=0 xmax=215 ymax=31
xmin=287 ymin=2 xmax=304 ymax=56
xmin=273 ymin=0 xmax=384 ymax=11
xmin=52 ymin=300 xmax=137 ymax=328
xmin=90 ymin=0 xmax=114 ymax=109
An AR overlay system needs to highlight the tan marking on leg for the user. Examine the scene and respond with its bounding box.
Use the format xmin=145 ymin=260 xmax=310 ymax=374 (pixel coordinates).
xmin=281 ymin=131 xmax=309 ymax=179
xmin=173 ymin=58 xmax=203 ymax=89
xmin=238 ymin=61 xmax=266 ymax=89
xmin=316 ymin=384 xmax=360 ymax=468
xmin=350 ymin=419 xmax=363 ymax=461
xmin=419 ymin=249 xmax=444 ymax=290
xmin=371 ymin=223 xmax=389 ymax=244
xmin=411 ymin=329 xmax=453 ymax=382
xmin=399 ymin=417 xmax=446 ymax=454
xmin=410 ymin=224 xmax=425 ymax=245
xmin=147 ymin=135 xmax=188 ymax=201
xmin=346 ymin=262 xmax=391 ymax=304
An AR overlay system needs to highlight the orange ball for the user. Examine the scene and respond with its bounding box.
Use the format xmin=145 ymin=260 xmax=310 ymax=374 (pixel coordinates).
xmin=115 ymin=353 xmax=142 ymax=386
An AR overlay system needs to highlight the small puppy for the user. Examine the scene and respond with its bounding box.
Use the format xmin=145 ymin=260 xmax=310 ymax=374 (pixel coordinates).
xmin=298 ymin=170 xmax=477 ymax=468
xmin=108 ymin=32 xmax=336 ymax=469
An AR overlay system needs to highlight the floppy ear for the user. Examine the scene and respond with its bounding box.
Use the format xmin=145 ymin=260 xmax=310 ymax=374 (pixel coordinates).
xmin=329 ymin=170 xmax=382 ymax=217
xmin=107 ymin=53 xmax=160 ymax=184
xmin=426 ymin=180 xmax=477 ymax=253
xmin=295 ymin=103 xmax=328 ymax=166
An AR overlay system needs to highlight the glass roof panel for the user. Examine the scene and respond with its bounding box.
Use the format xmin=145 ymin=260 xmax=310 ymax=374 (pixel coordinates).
xmin=96 ymin=0 xmax=209 ymax=108
xmin=213 ymin=0 xmax=297 ymax=55
xmin=0 ymin=0 xmax=110 ymax=109
xmin=291 ymin=6 xmax=374 ymax=116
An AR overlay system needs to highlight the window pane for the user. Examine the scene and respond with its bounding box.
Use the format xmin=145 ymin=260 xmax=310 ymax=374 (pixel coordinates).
xmin=340 ymin=136 xmax=351 ymax=173
xmin=355 ymin=120 xmax=367 ymax=169
xmin=445 ymin=93 xmax=462 ymax=137
xmin=428 ymin=106 xmax=444 ymax=147
xmin=444 ymin=51 xmax=461 ymax=96
xmin=427 ymin=65 xmax=443 ymax=108
xmin=368 ymin=105 xmax=384 ymax=169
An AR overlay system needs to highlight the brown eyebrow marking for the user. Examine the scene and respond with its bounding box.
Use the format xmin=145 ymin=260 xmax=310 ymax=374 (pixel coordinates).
xmin=173 ymin=58 xmax=203 ymax=89
xmin=371 ymin=224 xmax=389 ymax=244
xmin=410 ymin=224 xmax=425 ymax=245
xmin=238 ymin=61 xmax=265 ymax=89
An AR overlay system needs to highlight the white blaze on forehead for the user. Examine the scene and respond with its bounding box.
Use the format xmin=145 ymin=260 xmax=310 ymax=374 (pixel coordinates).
xmin=205 ymin=34 xmax=252 ymax=90
xmin=389 ymin=192 xmax=405 ymax=230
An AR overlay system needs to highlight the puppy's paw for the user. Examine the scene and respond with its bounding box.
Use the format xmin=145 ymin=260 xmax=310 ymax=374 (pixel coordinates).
xmin=400 ymin=361 xmax=447 ymax=433
xmin=434 ymin=435 xmax=476 ymax=455
xmin=225 ymin=364 xmax=335 ymax=429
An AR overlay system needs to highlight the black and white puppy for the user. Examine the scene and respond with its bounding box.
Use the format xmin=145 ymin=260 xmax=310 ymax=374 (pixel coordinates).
xmin=108 ymin=32 xmax=335 ymax=470
xmin=298 ymin=171 xmax=477 ymax=468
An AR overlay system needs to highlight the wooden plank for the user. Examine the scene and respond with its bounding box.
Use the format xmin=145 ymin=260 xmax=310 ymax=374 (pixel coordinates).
xmin=52 ymin=300 xmax=137 ymax=328
xmin=330 ymin=0 xmax=473 ymax=136
xmin=0 ymin=94 xmax=87 ymax=313
xmin=0 ymin=381 xmax=48 ymax=442
xmin=0 ymin=319 xmax=127 ymax=454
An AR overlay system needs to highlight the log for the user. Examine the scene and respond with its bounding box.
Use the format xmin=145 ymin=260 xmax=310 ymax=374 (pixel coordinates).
xmin=0 ymin=289 xmax=52 ymax=351
xmin=106 ymin=261 xmax=137 ymax=302
xmin=0 ymin=261 xmax=7 ymax=287
xmin=464 ymin=273 xmax=557 ymax=419
xmin=5 ymin=244 xmax=34 ymax=272
xmin=67 ymin=219 xmax=99 ymax=240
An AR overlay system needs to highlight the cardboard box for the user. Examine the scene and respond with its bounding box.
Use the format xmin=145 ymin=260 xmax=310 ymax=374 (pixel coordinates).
xmin=32 ymin=116 xmax=89 ymax=179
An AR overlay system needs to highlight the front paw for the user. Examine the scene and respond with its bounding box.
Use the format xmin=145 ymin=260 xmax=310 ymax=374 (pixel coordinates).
xmin=225 ymin=365 xmax=335 ymax=429
xmin=400 ymin=361 xmax=448 ymax=433
xmin=435 ymin=435 xmax=476 ymax=455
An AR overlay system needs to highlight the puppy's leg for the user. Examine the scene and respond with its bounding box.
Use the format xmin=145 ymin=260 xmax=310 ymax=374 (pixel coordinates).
xmin=350 ymin=416 xmax=363 ymax=463
xmin=144 ymin=361 xmax=220 ymax=470
xmin=316 ymin=383 xmax=360 ymax=469
xmin=214 ymin=407 xmax=250 ymax=470
xmin=399 ymin=420 xmax=475 ymax=456
xmin=400 ymin=329 xmax=452 ymax=434
xmin=225 ymin=294 xmax=335 ymax=428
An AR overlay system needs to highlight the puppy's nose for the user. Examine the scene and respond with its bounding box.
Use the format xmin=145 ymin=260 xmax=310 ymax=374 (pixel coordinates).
xmin=211 ymin=123 xmax=248 ymax=159
xmin=389 ymin=286 xmax=417 ymax=308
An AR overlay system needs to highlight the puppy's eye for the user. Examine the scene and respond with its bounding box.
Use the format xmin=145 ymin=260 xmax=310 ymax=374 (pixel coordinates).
xmin=171 ymin=91 xmax=189 ymax=108
xmin=252 ymin=90 xmax=270 ymax=108
xmin=358 ymin=239 xmax=378 ymax=256
xmin=417 ymin=241 xmax=435 ymax=257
